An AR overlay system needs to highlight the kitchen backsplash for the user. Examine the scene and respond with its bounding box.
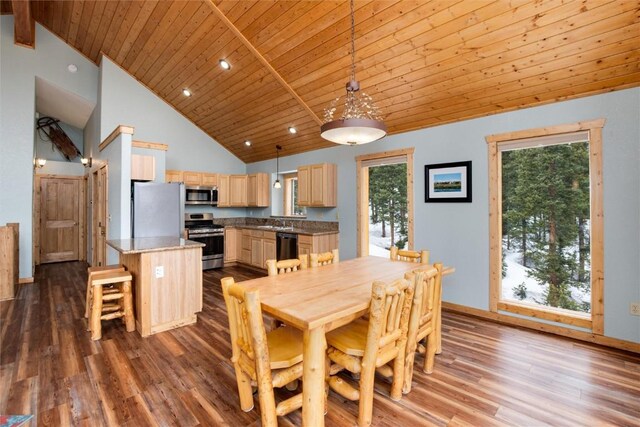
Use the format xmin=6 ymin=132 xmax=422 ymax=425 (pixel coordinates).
xmin=214 ymin=217 xmax=339 ymax=232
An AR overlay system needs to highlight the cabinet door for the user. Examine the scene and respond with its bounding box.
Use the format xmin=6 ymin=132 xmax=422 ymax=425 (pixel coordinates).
xmin=201 ymin=173 xmax=218 ymax=187
xmin=256 ymin=173 xmax=270 ymax=207
xmin=250 ymin=237 xmax=263 ymax=267
xmin=229 ymin=175 xmax=248 ymax=207
xmin=131 ymin=154 xmax=156 ymax=181
xmin=263 ymin=238 xmax=276 ymax=267
xmin=247 ymin=174 xmax=257 ymax=207
xmin=183 ymin=171 xmax=202 ymax=186
xmin=224 ymin=228 xmax=237 ymax=262
xmin=310 ymin=164 xmax=325 ymax=206
xmin=298 ymin=243 xmax=312 ymax=259
xmin=218 ymin=175 xmax=230 ymax=207
xmin=165 ymin=170 xmax=183 ymax=183
xmin=297 ymin=165 xmax=311 ymax=206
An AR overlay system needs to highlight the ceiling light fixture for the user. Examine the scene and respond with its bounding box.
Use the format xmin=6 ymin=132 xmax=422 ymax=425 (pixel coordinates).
xmin=219 ymin=59 xmax=231 ymax=70
xmin=288 ymin=126 xmax=297 ymax=134
xmin=244 ymin=140 xmax=251 ymax=147
xmin=182 ymin=88 xmax=192 ymax=97
xmin=273 ymin=145 xmax=282 ymax=189
xmin=67 ymin=64 xmax=78 ymax=73
xmin=320 ymin=0 xmax=386 ymax=145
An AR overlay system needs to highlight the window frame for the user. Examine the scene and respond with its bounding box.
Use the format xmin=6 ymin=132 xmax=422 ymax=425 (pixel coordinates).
xmin=486 ymin=119 xmax=605 ymax=334
xmin=283 ymin=173 xmax=305 ymax=217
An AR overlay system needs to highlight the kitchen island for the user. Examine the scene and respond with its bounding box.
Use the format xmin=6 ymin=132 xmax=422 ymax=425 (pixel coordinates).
xmin=107 ymin=237 xmax=204 ymax=337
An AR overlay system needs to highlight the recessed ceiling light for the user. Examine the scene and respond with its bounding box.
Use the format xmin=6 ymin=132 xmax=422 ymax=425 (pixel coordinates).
xmin=244 ymin=140 xmax=251 ymax=147
xmin=288 ymin=126 xmax=297 ymax=134
xmin=67 ymin=64 xmax=78 ymax=73
xmin=182 ymin=88 xmax=191 ymax=97
xmin=219 ymin=59 xmax=231 ymax=70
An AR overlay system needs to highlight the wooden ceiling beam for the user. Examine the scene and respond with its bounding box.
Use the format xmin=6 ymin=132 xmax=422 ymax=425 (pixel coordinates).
xmin=11 ymin=0 xmax=35 ymax=48
xmin=205 ymin=0 xmax=323 ymax=127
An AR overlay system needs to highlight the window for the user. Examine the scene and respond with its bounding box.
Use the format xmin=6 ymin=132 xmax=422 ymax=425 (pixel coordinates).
xmin=283 ymin=174 xmax=306 ymax=217
xmin=487 ymin=120 xmax=605 ymax=333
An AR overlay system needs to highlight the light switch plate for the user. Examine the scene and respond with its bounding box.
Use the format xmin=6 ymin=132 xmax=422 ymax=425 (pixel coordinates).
xmin=631 ymin=302 xmax=640 ymax=316
xmin=155 ymin=266 xmax=164 ymax=278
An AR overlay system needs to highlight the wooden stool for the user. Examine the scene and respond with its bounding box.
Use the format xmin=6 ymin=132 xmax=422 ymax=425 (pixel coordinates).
xmin=89 ymin=270 xmax=135 ymax=340
xmin=85 ymin=265 xmax=125 ymax=318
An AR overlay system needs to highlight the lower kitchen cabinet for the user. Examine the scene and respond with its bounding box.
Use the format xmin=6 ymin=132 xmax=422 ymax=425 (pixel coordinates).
xmin=298 ymin=233 xmax=339 ymax=259
xmin=231 ymin=229 xmax=278 ymax=270
xmin=224 ymin=228 xmax=240 ymax=262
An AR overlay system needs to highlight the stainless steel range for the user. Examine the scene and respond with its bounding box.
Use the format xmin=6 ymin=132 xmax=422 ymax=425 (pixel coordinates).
xmin=184 ymin=213 xmax=224 ymax=270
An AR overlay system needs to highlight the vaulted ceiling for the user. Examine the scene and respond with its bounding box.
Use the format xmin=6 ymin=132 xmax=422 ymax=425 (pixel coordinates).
xmin=3 ymin=1 xmax=639 ymax=163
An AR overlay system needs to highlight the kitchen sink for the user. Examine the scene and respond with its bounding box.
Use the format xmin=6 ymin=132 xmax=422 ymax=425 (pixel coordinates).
xmin=256 ymin=225 xmax=277 ymax=229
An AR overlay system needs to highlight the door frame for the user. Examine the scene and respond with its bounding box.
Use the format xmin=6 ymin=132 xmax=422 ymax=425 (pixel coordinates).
xmin=91 ymin=164 xmax=109 ymax=267
xmin=33 ymin=174 xmax=86 ymax=266
xmin=355 ymin=148 xmax=415 ymax=257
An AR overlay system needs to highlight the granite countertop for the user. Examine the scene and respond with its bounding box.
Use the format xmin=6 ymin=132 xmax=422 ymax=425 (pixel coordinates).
xmin=226 ymin=224 xmax=339 ymax=236
xmin=107 ymin=237 xmax=205 ymax=254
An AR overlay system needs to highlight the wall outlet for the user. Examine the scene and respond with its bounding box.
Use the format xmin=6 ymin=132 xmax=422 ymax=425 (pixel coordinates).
xmin=631 ymin=302 xmax=640 ymax=316
xmin=155 ymin=266 xmax=164 ymax=278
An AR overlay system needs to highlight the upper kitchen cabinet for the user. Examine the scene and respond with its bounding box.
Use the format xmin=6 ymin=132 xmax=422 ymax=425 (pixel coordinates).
xmin=218 ymin=174 xmax=230 ymax=207
xmin=165 ymin=169 xmax=183 ymax=183
xmin=201 ymin=173 xmax=218 ymax=187
xmin=247 ymin=173 xmax=269 ymax=207
xmin=298 ymin=163 xmax=337 ymax=207
xmin=131 ymin=154 xmax=156 ymax=181
xmin=229 ymin=175 xmax=248 ymax=207
xmin=183 ymin=171 xmax=202 ymax=186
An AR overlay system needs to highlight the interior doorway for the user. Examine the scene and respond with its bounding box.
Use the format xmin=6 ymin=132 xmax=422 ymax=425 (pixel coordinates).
xmin=91 ymin=164 xmax=108 ymax=267
xmin=34 ymin=175 xmax=86 ymax=264
xmin=356 ymin=148 xmax=414 ymax=257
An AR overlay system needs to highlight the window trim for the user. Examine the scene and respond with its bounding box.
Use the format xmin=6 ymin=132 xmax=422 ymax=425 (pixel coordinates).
xmin=486 ymin=119 xmax=605 ymax=334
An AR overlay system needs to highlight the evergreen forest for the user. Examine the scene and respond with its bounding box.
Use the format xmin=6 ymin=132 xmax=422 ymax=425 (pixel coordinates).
xmin=369 ymin=163 xmax=408 ymax=250
xmin=501 ymin=141 xmax=591 ymax=313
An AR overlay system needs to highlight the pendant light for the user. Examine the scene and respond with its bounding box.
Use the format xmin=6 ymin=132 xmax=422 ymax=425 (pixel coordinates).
xmin=273 ymin=145 xmax=282 ymax=189
xmin=320 ymin=0 xmax=386 ymax=145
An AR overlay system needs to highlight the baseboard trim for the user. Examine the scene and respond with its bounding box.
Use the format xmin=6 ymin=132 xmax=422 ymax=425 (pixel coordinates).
xmin=18 ymin=277 xmax=34 ymax=284
xmin=442 ymin=302 xmax=639 ymax=354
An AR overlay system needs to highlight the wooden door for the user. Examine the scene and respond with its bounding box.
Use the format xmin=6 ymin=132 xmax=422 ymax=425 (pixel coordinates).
xmin=297 ymin=165 xmax=310 ymax=206
xmin=40 ymin=177 xmax=80 ymax=263
xmin=92 ymin=166 xmax=108 ymax=267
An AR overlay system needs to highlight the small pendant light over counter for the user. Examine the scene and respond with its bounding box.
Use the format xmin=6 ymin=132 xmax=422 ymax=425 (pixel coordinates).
xmin=320 ymin=0 xmax=386 ymax=146
xmin=273 ymin=145 xmax=282 ymax=189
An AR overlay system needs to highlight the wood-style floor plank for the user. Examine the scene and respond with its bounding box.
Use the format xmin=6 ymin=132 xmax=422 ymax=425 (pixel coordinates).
xmin=1 ymin=261 xmax=638 ymax=426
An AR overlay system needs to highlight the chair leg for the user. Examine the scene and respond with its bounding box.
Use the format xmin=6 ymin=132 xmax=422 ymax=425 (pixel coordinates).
xmin=358 ymin=362 xmax=376 ymax=427
xmin=390 ymin=349 xmax=405 ymax=401
xmin=423 ymin=334 xmax=436 ymax=374
xmin=84 ymin=279 xmax=91 ymax=319
xmin=257 ymin=380 xmax=278 ymax=427
xmin=403 ymin=348 xmax=417 ymax=394
xmin=90 ymin=285 xmax=103 ymax=341
xmin=234 ymin=366 xmax=254 ymax=412
xmin=122 ymin=280 xmax=135 ymax=332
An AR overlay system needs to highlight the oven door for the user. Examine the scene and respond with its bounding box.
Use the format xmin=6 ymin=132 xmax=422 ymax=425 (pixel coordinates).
xmin=188 ymin=232 xmax=224 ymax=269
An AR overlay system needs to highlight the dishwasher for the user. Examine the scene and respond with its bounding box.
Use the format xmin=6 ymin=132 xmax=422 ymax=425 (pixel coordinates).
xmin=276 ymin=232 xmax=298 ymax=261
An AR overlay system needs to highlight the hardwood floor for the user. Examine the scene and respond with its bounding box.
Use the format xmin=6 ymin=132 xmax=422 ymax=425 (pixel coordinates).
xmin=1 ymin=261 xmax=639 ymax=426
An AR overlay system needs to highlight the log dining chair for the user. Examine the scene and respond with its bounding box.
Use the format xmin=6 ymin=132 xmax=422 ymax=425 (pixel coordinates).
xmin=402 ymin=263 xmax=442 ymax=394
xmin=221 ymin=277 xmax=304 ymax=427
xmin=390 ymin=247 xmax=430 ymax=264
xmin=265 ymin=255 xmax=308 ymax=277
xmin=309 ymin=249 xmax=339 ymax=267
xmin=325 ymin=277 xmax=415 ymax=426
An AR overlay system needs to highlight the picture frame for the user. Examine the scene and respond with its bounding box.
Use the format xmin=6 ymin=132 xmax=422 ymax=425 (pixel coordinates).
xmin=425 ymin=161 xmax=472 ymax=203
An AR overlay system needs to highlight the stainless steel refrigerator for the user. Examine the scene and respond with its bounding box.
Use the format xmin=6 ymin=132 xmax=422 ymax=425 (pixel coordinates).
xmin=131 ymin=182 xmax=185 ymax=238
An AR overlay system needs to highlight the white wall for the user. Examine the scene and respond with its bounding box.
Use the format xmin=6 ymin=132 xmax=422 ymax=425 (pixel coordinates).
xmin=247 ymin=88 xmax=640 ymax=343
xmin=0 ymin=16 xmax=99 ymax=278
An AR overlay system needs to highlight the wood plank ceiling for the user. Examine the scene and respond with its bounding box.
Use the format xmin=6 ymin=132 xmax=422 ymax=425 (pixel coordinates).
xmin=3 ymin=0 xmax=639 ymax=163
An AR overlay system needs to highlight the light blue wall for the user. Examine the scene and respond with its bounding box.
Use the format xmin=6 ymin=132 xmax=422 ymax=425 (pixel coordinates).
xmin=0 ymin=16 xmax=99 ymax=278
xmin=98 ymin=56 xmax=247 ymax=218
xmin=248 ymin=88 xmax=640 ymax=343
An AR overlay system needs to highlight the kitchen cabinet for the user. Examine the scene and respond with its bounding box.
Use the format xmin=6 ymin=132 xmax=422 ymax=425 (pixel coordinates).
xmin=224 ymin=228 xmax=239 ymax=262
xmin=131 ymin=154 xmax=156 ymax=181
xmin=229 ymin=175 xmax=248 ymax=207
xmin=201 ymin=173 xmax=218 ymax=187
xmin=247 ymin=173 xmax=270 ymax=207
xmin=298 ymin=233 xmax=339 ymax=260
xmin=250 ymin=237 xmax=263 ymax=267
xmin=236 ymin=229 xmax=276 ymax=270
xmin=183 ymin=171 xmax=202 ymax=186
xmin=218 ymin=175 xmax=230 ymax=207
xmin=262 ymin=234 xmax=276 ymax=267
xmin=298 ymin=163 xmax=337 ymax=207
xmin=165 ymin=170 xmax=183 ymax=183
xmin=241 ymin=229 xmax=251 ymax=264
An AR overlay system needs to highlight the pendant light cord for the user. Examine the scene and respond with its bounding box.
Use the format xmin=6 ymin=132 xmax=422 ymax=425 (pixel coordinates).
xmin=350 ymin=0 xmax=356 ymax=82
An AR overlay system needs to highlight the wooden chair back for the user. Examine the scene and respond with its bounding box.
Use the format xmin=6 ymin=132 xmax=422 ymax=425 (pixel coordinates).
xmin=364 ymin=277 xmax=414 ymax=368
xmin=266 ymin=258 xmax=302 ymax=276
xmin=390 ymin=247 xmax=429 ymax=264
xmin=221 ymin=277 xmax=270 ymax=388
xmin=310 ymin=249 xmax=339 ymax=267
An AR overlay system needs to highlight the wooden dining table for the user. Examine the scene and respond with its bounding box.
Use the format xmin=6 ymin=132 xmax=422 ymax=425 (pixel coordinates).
xmin=239 ymin=256 xmax=454 ymax=426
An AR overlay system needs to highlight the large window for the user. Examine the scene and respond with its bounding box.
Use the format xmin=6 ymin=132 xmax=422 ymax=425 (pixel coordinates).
xmin=486 ymin=120 xmax=605 ymax=333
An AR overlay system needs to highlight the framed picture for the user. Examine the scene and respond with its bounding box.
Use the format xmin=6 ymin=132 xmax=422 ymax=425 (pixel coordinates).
xmin=425 ymin=161 xmax=472 ymax=203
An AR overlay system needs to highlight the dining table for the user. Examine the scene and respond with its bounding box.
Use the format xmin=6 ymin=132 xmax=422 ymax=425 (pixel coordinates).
xmin=239 ymin=255 xmax=454 ymax=426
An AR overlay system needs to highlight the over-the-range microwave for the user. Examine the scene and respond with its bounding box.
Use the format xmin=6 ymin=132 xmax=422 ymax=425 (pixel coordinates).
xmin=185 ymin=186 xmax=218 ymax=206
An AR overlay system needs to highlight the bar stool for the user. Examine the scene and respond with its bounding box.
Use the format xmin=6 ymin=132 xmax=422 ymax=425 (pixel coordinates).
xmin=84 ymin=265 xmax=125 ymax=318
xmin=89 ymin=270 xmax=135 ymax=340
